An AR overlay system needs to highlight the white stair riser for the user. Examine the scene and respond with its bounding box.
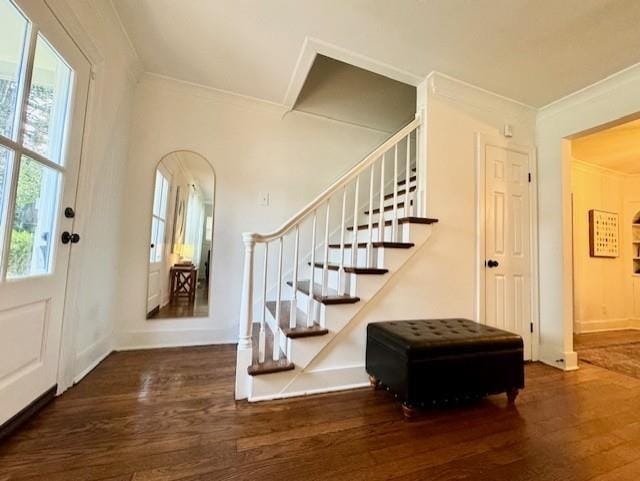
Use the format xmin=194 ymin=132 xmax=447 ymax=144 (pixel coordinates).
xmin=359 ymin=206 xmax=410 ymax=223
xmin=328 ymin=247 xmax=376 ymax=267
xmin=349 ymin=224 xmax=406 ymax=244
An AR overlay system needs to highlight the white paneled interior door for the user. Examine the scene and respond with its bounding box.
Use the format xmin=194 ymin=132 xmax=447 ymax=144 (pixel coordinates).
xmin=0 ymin=0 xmax=90 ymax=425
xmin=483 ymin=142 xmax=533 ymax=360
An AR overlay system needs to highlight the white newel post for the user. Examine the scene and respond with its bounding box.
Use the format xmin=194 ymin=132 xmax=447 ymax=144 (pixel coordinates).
xmin=416 ymin=79 xmax=428 ymax=218
xmin=235 ymin=233 xmax=256 ymax=400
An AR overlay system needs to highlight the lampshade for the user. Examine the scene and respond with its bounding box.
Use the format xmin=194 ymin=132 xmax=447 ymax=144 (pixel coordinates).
xmin=180 ymin=244 xmax=194 ymax=260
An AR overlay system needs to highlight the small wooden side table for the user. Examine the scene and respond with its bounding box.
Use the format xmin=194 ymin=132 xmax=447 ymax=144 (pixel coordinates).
xmin=170 ymin=264 xmax=198 ymax=303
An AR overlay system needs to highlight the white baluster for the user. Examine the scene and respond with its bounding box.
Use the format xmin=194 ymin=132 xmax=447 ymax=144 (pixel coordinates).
xmin=273 ymin=238 xmax=283 ymax=361
xmin=259 ymin=242 xmax=268 ymax=363
xmin=405 ymin=133 xmax=413 ymax=218
xmin=392 ymin=144 xmax=399 ymax=242
xmin=290 ymin=226 xmax=299 ymax=330
xmin=338 ymin=187 xmax=347 ymax=295
xmin=238 ymin=234 xmax=256 ymax=351
xmin=366 ymin=163 xmax=375 ymax=267
xmin=307 ymin=211 xmax=317 ymax=328
xmin=322 ymin=200 xmax=331 ymax=297
xmin=378 ymin=153 xmax=386 ymax=242
xmin=351 ymin=176 xmax=360 ymax=267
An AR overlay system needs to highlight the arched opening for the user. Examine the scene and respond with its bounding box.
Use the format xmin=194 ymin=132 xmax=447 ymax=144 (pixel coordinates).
xmin=145 ymin=150 xmax=215 ymax=319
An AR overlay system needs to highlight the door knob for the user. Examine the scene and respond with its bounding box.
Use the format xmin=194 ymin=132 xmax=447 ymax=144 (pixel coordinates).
xmin=61 ymin=231 xmax=80 ymax=244
xmin=486 ymin=259 xmax=499 ymax=268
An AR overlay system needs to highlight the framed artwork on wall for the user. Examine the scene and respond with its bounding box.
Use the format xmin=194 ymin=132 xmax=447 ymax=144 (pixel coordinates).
xmin=589 ymin=209 xmax=619 ymax=258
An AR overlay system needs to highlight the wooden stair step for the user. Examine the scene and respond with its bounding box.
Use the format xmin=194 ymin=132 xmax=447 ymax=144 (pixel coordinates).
xmin=265 ymin=301 xmax=329 ymax=339
xmin=248 ymin=323 xmax=294 ymax=376
xmin=364 ymin=201 xmax=412 ymax=215
xmin=309 ymin=262 xmax=388 ymax=275
xmin=347 ymin=216 xmax=439 ymax=231
xmin=287 ymin=280 xmax=360 ymax=305
xmin=328 ymin=241 xmax=415 ymax=249
xmin=397 ymin=175 xmax=416 ymax=187
xmin=383 ymin=186 xmax=415 ymax=201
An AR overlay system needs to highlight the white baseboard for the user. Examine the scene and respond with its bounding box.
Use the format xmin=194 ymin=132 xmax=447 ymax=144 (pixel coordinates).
xmin=74 ymin=334 xmax=114 ymax=383
xmin=539 ymin=343 xmax=579 ymax=371
xmin=115 ymin=327 xmax=237 ymax=351
xmin=574 ymin=318 xmax=640 ymax=334
xmin=249 ymin=365 xmax=369 ymax=402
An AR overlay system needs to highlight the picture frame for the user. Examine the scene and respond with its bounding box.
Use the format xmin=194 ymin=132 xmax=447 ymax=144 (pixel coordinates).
xmin=588 ymin=209 xmax=619 ymax=258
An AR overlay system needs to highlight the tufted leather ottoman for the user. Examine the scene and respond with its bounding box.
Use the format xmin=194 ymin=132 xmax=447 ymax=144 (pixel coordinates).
xmin=366 ymin=319 xmax=524 ymax=418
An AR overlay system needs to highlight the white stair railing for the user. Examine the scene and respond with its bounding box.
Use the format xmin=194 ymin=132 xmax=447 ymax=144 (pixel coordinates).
xmin=236 ymin=115 xmax=424 ymax=384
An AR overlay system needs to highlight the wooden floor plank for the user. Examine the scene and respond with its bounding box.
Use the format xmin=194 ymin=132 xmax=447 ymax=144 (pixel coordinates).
xmin=1 ymin=340 xmax=640 ymax=480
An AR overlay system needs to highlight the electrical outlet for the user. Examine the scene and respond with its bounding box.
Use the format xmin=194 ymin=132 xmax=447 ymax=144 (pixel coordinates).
xmin=258 ymin=192 xmax=270 ymax=207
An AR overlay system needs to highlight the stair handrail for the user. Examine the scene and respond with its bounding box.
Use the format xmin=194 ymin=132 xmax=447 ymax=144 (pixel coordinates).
xmin=243 ymin=116 xmax=421 ymax=244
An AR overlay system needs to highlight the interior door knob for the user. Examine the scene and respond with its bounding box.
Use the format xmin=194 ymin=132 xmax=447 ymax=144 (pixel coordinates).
xmin=487 ymin=259 xmax=499 ymax=268
xmin=61 ymin=232 xmax=80 ymax=244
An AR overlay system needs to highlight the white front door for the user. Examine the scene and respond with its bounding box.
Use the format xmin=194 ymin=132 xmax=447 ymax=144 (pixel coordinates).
xmin=0 ymin=0 xmax=90 ymax=425
xmin=483 ymin=141 xmax=533 ymax=360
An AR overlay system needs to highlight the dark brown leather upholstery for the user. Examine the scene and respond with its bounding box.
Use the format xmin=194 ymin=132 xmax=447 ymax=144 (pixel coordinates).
xmin=366 ymin=319 xmax=524 ymax=407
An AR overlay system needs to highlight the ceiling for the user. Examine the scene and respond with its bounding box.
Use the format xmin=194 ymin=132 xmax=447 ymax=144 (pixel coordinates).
xmin=294 ymin=55 xmax=416 ymax=132
xmin=113 ymin=0 xmax=640 ymax=108
xmin=572 ymin=119 xmax=640 ymax=174
xmin=173 ymin=151 xmax=215 ymax=203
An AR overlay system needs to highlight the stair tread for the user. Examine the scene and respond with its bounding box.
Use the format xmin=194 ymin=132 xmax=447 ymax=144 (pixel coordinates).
xmin=383 ymin=186 xmax=416 ymax=201
xmin=347 ymin=216 xmax=439 ymax=231
xmin=265 ymin=301 xmax=329 ymax=338
xmin=364 ymin=201 xmax=412 ymax=215
xmin=248 ymin=323 xmax=293 ymax=376
xmin=328 ymin=241 xmax=415 ymax=249
xmin=287 ymin=280 xmax=360 ymax=305
xmin=309 ymin=262 xmax=388 ymax=274
xmin=397 ymin=175 xmax=416 ymax=187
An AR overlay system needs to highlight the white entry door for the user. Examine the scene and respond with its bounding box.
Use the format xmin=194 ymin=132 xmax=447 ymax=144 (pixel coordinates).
xmin=482 ymin=141 xmax=533 ymax=360
xmin=147 ymin=165 xmax=171 ymax=314
xmin=0 ymin=0 xmax=90 ymax=425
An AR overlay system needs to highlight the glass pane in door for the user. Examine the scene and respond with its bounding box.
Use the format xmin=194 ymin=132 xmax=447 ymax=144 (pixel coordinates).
xmin=7 ymin=155 xmax=60 ymax=278
xmin=23 ymin=34 xmax=72 ymax=164
xmin=0 ymin=0 xmax=29 ymax=139
xmin=155 ymin=219 xmax=165 ymax=263
xmin=0 ymin=146 xmax=13 ymax=256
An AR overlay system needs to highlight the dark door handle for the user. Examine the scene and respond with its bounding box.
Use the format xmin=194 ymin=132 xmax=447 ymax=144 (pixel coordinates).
xmin=64 ymin=207 xmax=75 ymax=218
xmin=487 ymin=259 xmax=499 ymax=268
xmin=61 ymin=232 xmax=80 ymax=244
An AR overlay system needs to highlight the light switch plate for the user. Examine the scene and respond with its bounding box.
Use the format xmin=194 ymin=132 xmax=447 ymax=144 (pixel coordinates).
xmin=258 ymin=192 xmax=270 ymax=207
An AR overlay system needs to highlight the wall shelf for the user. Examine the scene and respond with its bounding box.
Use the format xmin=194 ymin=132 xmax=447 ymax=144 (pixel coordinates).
xmin=633 ymin=212 xmax=640 ymax=275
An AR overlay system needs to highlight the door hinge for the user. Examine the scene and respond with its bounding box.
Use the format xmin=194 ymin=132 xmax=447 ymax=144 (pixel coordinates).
xmin=530 ymin=322 xmax=534 ymax=333
xmin=528 ymin=172 xmax=532 ymax=183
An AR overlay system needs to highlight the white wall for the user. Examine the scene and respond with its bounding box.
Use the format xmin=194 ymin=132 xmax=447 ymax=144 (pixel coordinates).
xmin=536 ymin=62 xmax=640 ymax=370
xmin=47 ymin=0 xmax=141 ymax=385
xmin=571 ymin=160 xmax=630 ymax=332
xmin=307 ymin=73 xmax=537 ymax=371
xmin=115 ymin=73 xmax=389 ymax=348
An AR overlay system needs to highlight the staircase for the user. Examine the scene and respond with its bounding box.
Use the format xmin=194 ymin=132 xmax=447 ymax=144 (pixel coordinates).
xmin=235 ymin=116 xmax=438 ymax=401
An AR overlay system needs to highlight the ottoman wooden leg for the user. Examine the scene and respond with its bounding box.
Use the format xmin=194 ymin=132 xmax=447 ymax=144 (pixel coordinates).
xmin=401 ymin=403 xmax=417 ymax=420
xmin=507 ymin=388 xmax=519 ymax=404
xmin=369 ymin=375 xmax=381 ymax=390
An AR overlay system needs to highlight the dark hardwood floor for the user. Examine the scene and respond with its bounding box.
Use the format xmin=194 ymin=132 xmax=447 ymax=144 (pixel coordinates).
xmin=2 ymin=345 xmax=640 ymax=480
xmin=149 ymin=284 xmax=209 ymax=319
